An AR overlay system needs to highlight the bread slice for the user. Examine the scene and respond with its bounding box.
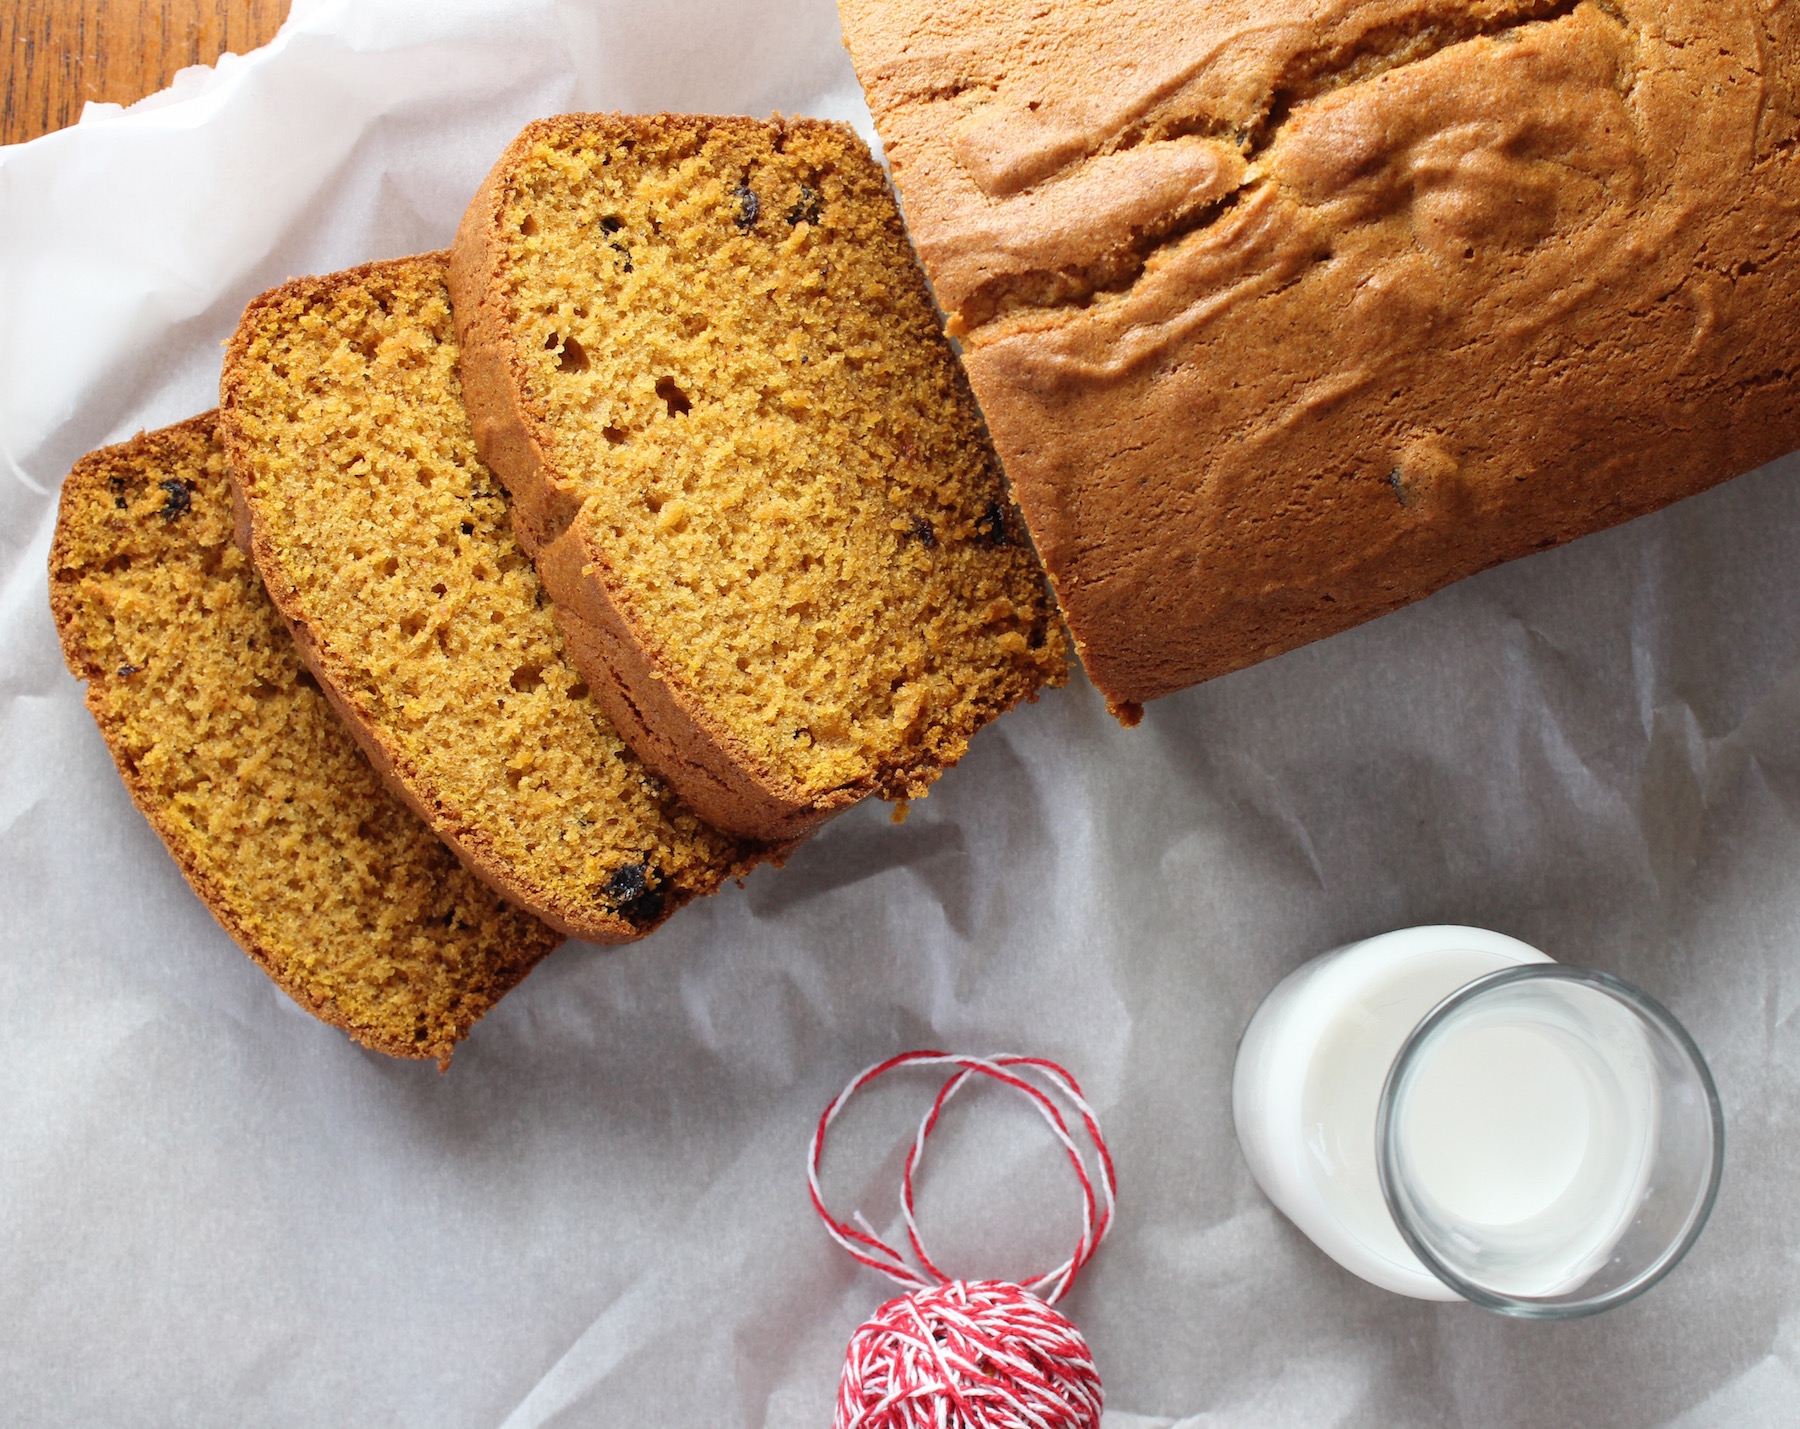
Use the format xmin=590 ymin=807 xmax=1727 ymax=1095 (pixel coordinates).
xmin=449 ymin=114 xmax=1067 ymax=842
xmin=48 ymin=416 xmax=561 ymax=1063
xmin=839 ymin=0 xmax=1800 ymax=713
xmin=219 ymin=254 xmax=768 ymax=944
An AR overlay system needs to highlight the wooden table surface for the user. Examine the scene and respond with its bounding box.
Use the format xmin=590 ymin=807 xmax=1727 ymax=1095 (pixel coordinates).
xmin=2 ymin=0 xmax=290 ymax=147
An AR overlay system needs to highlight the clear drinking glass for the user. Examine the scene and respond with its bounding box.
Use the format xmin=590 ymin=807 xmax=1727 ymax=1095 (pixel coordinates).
xmin=1377 ymin=965 xmax=1724 ymax=1319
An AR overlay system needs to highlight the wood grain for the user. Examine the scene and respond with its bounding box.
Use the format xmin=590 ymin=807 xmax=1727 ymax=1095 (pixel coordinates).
xmin=2 ymin=0 xmax=291 ymax=147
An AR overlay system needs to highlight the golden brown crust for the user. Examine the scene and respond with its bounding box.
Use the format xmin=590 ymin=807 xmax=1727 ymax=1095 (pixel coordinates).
xmin=840 ymin=0 xmax=1800 ymax=710
xmin=219 ymin=256 xmax=768 ymax=938
xmin=450 ymin=112 xmax=1066 ymax=841
xmin=449 ymin=116 xmax=845 ymax=841
xmin=49 ymin=417 xmax=561 ymax=1063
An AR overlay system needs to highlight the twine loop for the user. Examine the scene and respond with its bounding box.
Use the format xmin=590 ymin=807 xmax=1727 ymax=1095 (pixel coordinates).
xmin=808 ymin=1052 xmax=1117 ymax=1429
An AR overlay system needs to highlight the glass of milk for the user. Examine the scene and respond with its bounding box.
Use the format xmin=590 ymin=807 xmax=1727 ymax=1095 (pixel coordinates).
xmin=1233 ymin=927 xmax=1723 ymax=1316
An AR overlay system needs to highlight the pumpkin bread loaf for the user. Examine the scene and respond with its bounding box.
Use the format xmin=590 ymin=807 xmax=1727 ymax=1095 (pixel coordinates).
xmin=449 ymin=114 xmax=1067 ymax=842
xmin=220 ymin=255 xmax=767 ymax=943
xmin=839 ymin=0 xmax=1800 ymax=713
xmin=48 ymin=416 xmax=561 ymax=1063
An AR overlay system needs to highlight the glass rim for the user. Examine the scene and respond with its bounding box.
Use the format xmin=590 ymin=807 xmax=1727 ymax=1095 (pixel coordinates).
xmin=1375 ymin=963 xmax=1725 ymax=1320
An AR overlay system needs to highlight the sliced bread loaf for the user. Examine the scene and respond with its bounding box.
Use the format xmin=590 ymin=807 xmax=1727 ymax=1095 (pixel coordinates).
xmin=449 ymin=114 xmax=1067 ymax=842
xmin=219 ymin=254 xmax=766 ymax=943
xmin=48 ymin=415 xmax=561 ymax=1063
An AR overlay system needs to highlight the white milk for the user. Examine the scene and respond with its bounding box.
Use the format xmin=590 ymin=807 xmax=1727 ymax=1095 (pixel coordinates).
xmin=1232 ymin=926 xmax=1657 ymax=1301
xmin=1386 ymin=979 xmax=1660 ymax=1299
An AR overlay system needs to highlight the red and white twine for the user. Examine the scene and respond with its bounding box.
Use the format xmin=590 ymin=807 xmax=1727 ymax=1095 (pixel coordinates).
xmin=808 ymin=1052 xmax=1118 ymax=1429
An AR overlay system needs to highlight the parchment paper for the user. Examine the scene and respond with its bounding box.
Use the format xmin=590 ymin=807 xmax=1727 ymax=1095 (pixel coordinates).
xmin=3 ymin=2 xmax=1799 ymax=1425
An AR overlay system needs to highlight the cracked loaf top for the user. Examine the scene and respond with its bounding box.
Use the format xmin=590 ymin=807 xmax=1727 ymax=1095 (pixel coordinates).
xmin=839 ymin=0 xmax=1800 ymax=711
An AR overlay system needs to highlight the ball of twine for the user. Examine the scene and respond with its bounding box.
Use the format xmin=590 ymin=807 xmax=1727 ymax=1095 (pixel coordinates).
xmin=836 ymin=1280 xmax=1101 ymax=1429
xmin=809 ymin=1052 xmax=1117 ymax=1429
